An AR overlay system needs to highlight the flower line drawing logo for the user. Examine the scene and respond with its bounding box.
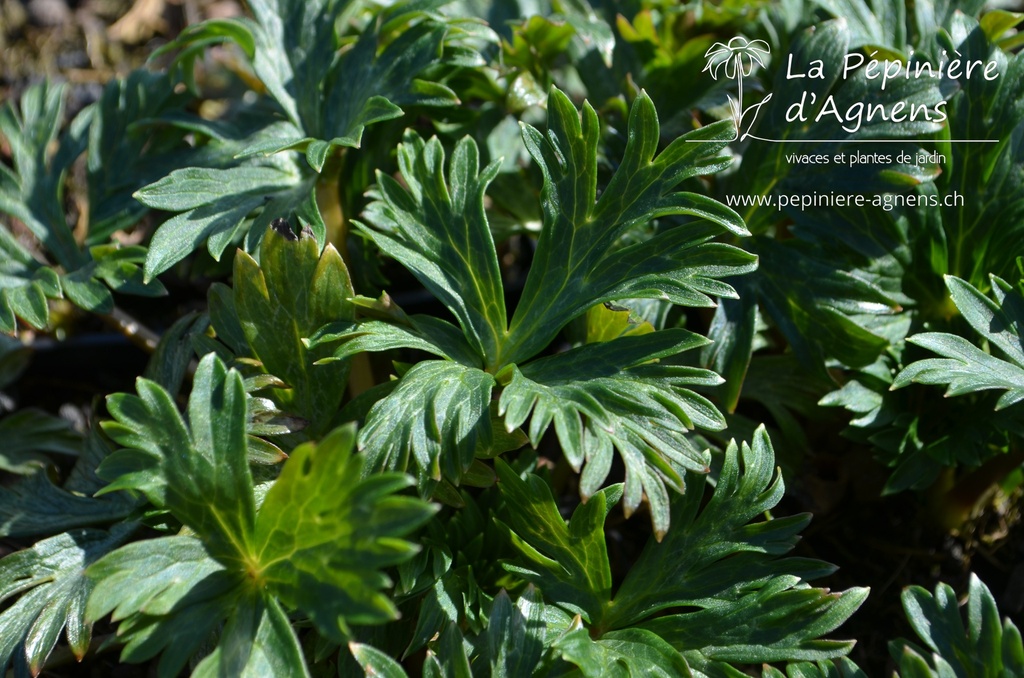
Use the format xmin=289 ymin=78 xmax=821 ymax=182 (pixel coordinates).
xmin=701 ymin=36 xmax=773 ymax=142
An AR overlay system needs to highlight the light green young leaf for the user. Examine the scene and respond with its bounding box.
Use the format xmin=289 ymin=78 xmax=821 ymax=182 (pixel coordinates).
xmin=94 ymin=360 xmax=431 ymax=673
xmin=234 ymin=223 xmax=354 ymax=435
xmin=498 ymin=329 xmax=724 ymax=536
xmin=254 ymin=424 xmax=436 ymax=637
xmin=0 ymin=526 xmax=132 ymax=674
xmin=893 ymin=275 xmax=1024 ymax=410
xmin=753 ymin=658 xmax=869 ymax=678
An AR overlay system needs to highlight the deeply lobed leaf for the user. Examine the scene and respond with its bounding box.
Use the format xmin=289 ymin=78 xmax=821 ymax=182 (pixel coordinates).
xmin=498 ymin=329 xmax=724 ymax=536
xmin=894 ymin=275 xmax=1024 ymax=410
xmin=95 ymin=357 xmax=432 ymax=672
xmin=496 ymin=427 xmax=866 ymax=670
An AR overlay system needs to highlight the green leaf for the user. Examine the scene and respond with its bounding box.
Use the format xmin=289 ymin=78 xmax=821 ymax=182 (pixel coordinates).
xmin=554 ymin=0 xmax=615 ymax=68
xmin=0 ymin=408 xmax=81 ymax=474
xmin=0 ymin=427 xmax=136 ymax=538
xmin=0 ymin=526 xmax=132 ymax=673
xmin=100 ymin=352 xmax=255 ymax=564
xmin=892 ymin=573 xmax=1024 ymax=677
xmin=497 ymin=427 xmax=864 ymax=668
xmin=234 ymin=223 xmax=354 ymax=435
xmin=358 ymin=360 xmax=496 ymax=485
xmin=142 ymin=1 xmax=473 ymax=279
xmin=0 ymin=228 xmax=64 ymax=332
xmin=608 ymin=426 xmax=838 ymax=627
xmin=638 ymin=577 xmax=869 ymax=663
xmin=95 ymin=356 xmax=431 ymax=672
xmin=700 ymin=284 xmax=758 ymax=413
xmin=486 ymin=586 xmax=546 ymax=677
xmin=190 ymin=595 xmax=310 ymax=678
xmin=86 ymin=536 xmax=241 ymax=678
xmin=138 ymin=155 xmax=316 ymax=280
xmin=85 ymin=70 xmax=199 ymax=242
xmin=307 ymin=316 xmax=481 ymax=367
xmin=498 ymin=329 xmax=723 ymax=536
xmin=751 ymin=236 xmax=899 ymax=371
xmin=0 ymin=81 xmax=86 ymax=271
xmin=894 ymin=275 xmax=1024 ymax=410
xmin=359 ymin=132 xmax=506 ymax=364
xmin=353 ymin=85 xmax=749 ymax=495
xmin=927 ymin=16 xmax=1024 ymax=285
xmin=553 ymin=624 xmax=693 ymax=678
xmin=0 ymin=81 xmax=165 ymax=323
xmin=254 ymin=424 xmax=436 ymax=637
xmin=495 ymin=458 xmax=618 ymax=625
xmin=0 ymin=471 xmax=134 ymax=540
xmin=350 ymin=642 xmax=409 ymax=678
xmin=503 ymin=88 xmax=752 ymax=365
xmin=0 ymin=333 xmax=31 ymax=388
xmin=733 ymin=19 xmax=948 ymax=235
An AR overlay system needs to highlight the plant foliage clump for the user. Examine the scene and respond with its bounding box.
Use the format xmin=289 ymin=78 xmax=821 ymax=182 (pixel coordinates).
xmin=0 ymin=0 xmax=1022 ymax=675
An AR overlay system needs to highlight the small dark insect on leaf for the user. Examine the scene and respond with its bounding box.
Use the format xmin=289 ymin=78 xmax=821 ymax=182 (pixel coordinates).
xmin=603 ymin=302 xmax=629 ymax=312
xmin=272 ymin=217 xmax=298 ymax=241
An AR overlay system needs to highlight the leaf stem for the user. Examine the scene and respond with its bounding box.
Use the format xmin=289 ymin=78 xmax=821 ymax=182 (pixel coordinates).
xmin=316 ymin=151 xmax=375 ymax=397
xmin=316 ymin=152 xmax=349 ymax=263
xmin=100 ymin=305 xmax=160 ymax=353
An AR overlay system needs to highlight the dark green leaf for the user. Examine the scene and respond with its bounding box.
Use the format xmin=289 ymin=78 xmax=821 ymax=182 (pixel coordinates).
xmin=359 ymin=360 xmax=496 ymax=485
xmin=504 ymin=88 xmax=751 ymax=365
xmin=553 ymin=624 xmax=693 ymax=678
xmin=892 ymin=573 xmax=1024 ymax=676
xmin=0 ymin=408 xmax=81 ymax=474
xmin=359 ymin=133 xmax=506 ymax=365
xmin=499 ymin=329 xmax=723 ymax=535
xmin=495 ymin=458 xmax=617 ymax=625
xmin=894 ymin=276 xmax=1024 ymax=410
xmin=0 ymin=526 xmax=132 ymax=673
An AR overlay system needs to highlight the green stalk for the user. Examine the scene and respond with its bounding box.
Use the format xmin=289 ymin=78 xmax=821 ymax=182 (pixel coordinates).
xmin=316 ymin=151 xmax=374 ymax=398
